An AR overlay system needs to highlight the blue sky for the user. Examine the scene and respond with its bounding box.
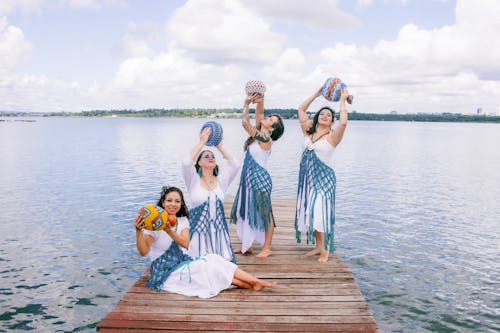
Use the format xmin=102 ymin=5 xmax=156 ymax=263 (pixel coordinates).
xmin=1 ymin=0 xmax=499 ymax=114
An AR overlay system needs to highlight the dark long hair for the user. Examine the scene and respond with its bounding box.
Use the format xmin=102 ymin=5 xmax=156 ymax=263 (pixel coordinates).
xmin=306 ymin=107 xmax=335 ymax=135
xmin=195 ymin=150 xmax=219 ymax=176
xmin=157 ymin=186 xmax=189 ymax=218
xmin=243 ymin=114 xmax=285 ymax=151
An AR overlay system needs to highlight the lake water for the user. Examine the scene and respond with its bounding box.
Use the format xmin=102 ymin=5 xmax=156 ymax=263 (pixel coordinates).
xmin=0 ymin=117 xmax=499 ymax=332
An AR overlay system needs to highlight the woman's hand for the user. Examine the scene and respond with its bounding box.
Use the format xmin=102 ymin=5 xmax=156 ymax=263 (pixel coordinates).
xmin=245 ymin=93 xmax=260 ymax=106
xmin=200 ymin=127 xmax=211 ymax=145
xmin=340 ymin=88 xmax=349 ymax=102
xmin=216 ymin=138 xmax=224 ymax=150
xmin=134 ymin=212 xmax=145 ymax=231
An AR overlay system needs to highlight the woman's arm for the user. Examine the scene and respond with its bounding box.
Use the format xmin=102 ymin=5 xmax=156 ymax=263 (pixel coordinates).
xmin=254 ymin=95 xmax=264 ymax=129
xmin=183 ymin=128 xmax=211 ymax=188
xmin=188 ymin=127 xmax=210 ymax=161
xmin=164 ymin=226 xmax=190 ymax=249
xmin=134 ymin=213 xmax=154 ymax=256
xmin=242 ymin=93 xmax=271 ymax=143
xmin=216 ymin=140 xmax=233 ymax=161
xmin=298 ymin=87 xmax=322 ymax=134
xmin=328 ymin=88 xmax=349 ymax=147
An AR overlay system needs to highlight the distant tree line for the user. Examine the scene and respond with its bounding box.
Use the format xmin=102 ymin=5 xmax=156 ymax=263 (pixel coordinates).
xmin=2 ymin=109 xmax=500 ymax=123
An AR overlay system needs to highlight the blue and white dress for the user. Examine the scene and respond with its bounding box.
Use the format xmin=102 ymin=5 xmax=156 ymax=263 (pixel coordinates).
xmin=295 ymin=136 xmax=337 ymax=253
xmin=142 ymin=218 xmax=238 ymax=298
xmin=230 ymin=142 xmax=274 ymax=254
xmin=182 ymin=156 xmax=240 ymax=263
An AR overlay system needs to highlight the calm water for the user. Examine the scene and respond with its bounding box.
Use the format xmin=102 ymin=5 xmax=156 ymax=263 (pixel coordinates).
xmin=0 ymin=117 xmax=499 ymax=332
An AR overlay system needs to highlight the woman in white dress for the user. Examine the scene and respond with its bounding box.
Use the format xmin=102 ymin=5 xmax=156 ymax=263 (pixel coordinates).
xmin=134 ymin=186 xmax=276 ymax=298
xmin=182 ymin=129 xmax=240 ymax=263
xmin=295 ymin=86 xmax=349 ymax=262
xmin=230 ymin=92 xmax=284 ymax=258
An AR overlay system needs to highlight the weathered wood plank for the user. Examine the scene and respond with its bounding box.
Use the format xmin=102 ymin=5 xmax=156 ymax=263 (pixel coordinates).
xmin=98 ymin=320 xmax=378 ymax=332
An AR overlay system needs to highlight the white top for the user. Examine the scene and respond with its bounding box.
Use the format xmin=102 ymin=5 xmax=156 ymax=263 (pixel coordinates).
xmin=303 ymin=136 xmax=335 ymax=165
xmin=142 ymin=216 xmax=190 ymax=261
xmin=248 ymin=141 xmax=271 ymax=167
xmin=182 ymin=156 xmax=240 ymax=218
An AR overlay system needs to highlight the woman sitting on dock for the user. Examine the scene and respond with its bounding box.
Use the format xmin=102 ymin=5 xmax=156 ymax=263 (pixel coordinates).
xmin=230 ymin=92 xmax=284 ymax=258
xmin=182 ymin=128 xmax=240 ymax=263
xmin=295 ymin=86 xmax=349 ymax=262
xmin=134 ymin=186 xmax=276 ymax=298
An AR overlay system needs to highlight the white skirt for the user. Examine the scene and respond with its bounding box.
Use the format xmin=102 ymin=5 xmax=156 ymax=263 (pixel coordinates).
xmin=162 ymin=254 xmax=237 ymax=298
xmin=297 ymin=192 xmax=326 ymax=233
xmin=236 ymin=217 xmax=265 ymax=253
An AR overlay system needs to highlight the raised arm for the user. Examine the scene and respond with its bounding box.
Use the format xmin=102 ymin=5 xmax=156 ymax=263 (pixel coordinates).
xmin=254 ymin=94 xmax=264 ymax=129
xmin=328 ymin=88 xmax=349 ymax=147
xmin=188 ymin=127 xmax=210 ymax=161
xmin=298 ymin=87 xmax=322 ymax=134
xmin=242 ymin=93 xmax=271 ymax=143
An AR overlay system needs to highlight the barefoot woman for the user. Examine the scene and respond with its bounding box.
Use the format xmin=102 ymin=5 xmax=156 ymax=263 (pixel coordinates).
xmin=295 ymin=86 xmax=349 ymax=262
xmin=230 ymin=91 xmax=284 ymax=258
xmin=135 ymin=186 xmax=276 ymax=298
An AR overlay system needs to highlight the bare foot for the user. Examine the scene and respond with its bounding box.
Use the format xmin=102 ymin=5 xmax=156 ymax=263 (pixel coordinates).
xmin=305 ymin=248 xmax=321 ymax=257
xmin=256 ymin=249 xmax=271 ymax=258
xmin=318 ymin=252 xmax=329 ymax=263
xmin=253 ymin=280 xmax=277 ymax=291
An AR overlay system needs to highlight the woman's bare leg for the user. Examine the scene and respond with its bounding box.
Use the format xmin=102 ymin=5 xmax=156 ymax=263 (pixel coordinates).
xmin=316 ymin=232 xmax=329 ymax=262
xmin=256 ymin=215 xmax=274 ymax=258
xmin=232 ymin=277 xmax=252 ymax=289
xmin=233 ymin=268 xmax=277 ymax=290
xmin=305 ymin=230 xmax=322 ymax=256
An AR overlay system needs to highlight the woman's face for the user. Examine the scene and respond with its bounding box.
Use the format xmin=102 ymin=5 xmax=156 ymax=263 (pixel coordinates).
xmin=318 ymin=109 xmax=333 ymax=126
xmin=263 ymin=115 xmax=280 ymax=131
xmin=198 ymin=151 xmax=216 ymax=169
xmin=163 ymin=191 xmax=182 ymax=215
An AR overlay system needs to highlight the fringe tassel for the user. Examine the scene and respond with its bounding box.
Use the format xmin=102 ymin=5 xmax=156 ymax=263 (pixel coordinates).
xmin=230 ymin=150 xmax=274 ymax=232
xmin=189 ymin=198 xmax=236 ymax=263
xmin=295 ymin=149 xmax=336 ymax=253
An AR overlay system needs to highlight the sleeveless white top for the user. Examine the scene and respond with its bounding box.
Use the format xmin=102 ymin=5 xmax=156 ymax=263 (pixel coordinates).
xmin=248 ymin=141 xmax=271 ymax=167
xmin=303 ymin=136 xmax=335 ymax=165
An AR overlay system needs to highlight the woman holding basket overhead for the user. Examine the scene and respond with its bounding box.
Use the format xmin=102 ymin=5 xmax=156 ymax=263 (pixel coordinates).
xmin=295 ymin=83 xmax=350 ymax=263
xmin=182 ymin=126 xmax=240 ymax=263
xmin=230 ymin=81 xmax=284 ymax=258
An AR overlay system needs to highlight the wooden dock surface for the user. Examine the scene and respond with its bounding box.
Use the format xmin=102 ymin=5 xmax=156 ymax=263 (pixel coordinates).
xmin=97 ymin=199 xmax=379 ymax=332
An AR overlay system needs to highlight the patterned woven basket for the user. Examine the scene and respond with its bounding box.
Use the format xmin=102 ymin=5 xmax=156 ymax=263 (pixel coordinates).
xmin=200 ymin=121 xmax=223 ymax=146
xmin=245 ymin=80 xmax=266 ymax=95
xmin=321 ymin=77 xmax=353 ymax=104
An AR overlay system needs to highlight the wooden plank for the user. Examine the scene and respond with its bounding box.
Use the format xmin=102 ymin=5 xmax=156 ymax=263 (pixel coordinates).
xmin=98 ymin=320 xmax=378 ymax=332
xmin=97 ymin=199 xmax=379 ymax=332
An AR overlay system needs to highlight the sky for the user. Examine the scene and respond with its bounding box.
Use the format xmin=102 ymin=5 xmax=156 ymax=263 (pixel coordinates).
xmin=1 ymin=0 xmax=499 ymax=114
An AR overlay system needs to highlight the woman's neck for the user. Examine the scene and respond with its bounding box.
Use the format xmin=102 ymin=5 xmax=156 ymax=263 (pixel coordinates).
xmin=200 ymin=170 xmax=216 ymax=190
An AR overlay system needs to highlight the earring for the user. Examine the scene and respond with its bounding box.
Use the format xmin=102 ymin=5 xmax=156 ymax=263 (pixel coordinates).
xmin=197 ymin=168 xmax=202 ymax=177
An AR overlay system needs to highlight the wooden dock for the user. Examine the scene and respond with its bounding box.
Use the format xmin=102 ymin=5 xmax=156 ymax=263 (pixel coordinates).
xmin=97 ymin=199 xmax=379 ymax=332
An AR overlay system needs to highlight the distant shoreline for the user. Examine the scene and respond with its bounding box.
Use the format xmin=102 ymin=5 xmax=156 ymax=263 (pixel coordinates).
xmin=2 ymin=109 xmax=500 ymax=123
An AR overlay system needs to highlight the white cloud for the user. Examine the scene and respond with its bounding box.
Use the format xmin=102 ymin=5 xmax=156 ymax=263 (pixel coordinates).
xmin=166 ymin=0 xmax=286 ymax=65
xmin=0 ymin=17 xmax=32 ymax=74
xmin=0 ymin=0 xmax=126 ymax=15
xmin=243 ymin=0 xmax=361 ymax=31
